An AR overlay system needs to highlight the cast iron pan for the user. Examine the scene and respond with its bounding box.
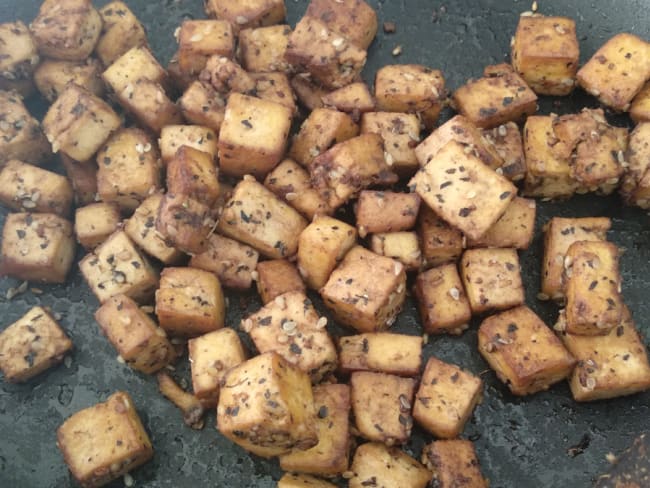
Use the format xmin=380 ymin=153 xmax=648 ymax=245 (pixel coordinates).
xmin=0 ymin=1 xmax=649 ymax=487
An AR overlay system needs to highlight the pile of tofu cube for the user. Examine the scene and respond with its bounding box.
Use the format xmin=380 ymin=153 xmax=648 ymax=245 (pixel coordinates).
xmin=0 ymin=0 xmax=649 ymax=486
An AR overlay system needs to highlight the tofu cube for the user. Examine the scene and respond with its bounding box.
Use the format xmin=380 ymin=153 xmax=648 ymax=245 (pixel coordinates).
xmin=621 ymin=122 xmax=650 ymax=208
xmin=338 ymin=332 xmax=422 ymax=377
xmin=217 ymin=351 xmax=318 ymax=458
xmin=179 ymin=81 xmax=226 ymax=132
xmin=255 ymin=259 xmax=306 ymax=304
xmin=56 ymin=391 xmax=153 ymax=488
xmin=204 ymin=0 xmax=286 ymax=32
xmin=361 ymin=111 xmax=421 ymax=175
xmin=79 ymin=230 xmax=158 ymax=304
xmin=421 ymin=440 xmax=488 ymax=488
xmin=159 ymin=125 xmax=218 ymax=166
xmin=630 ymin=82 xmax=650 ymax=123
xmin=34 ymin=58 xmax=104 ymax=103
xmin=124 ymin=79 xmax=183 ymax=133
xmin=188 ymin=328 xmax=247 ymax=407
xmin=156 ymin=192 xmax=215 ymax=255
xmin=291 ymin=74 xmax=330 ymax=111
xmin=0 ymin=91 xmax=50 ymax=166
xmin=481 ymin=122 xmax=527 ymax=182
xmin=0 ymin=306 xmax=73 ymax=382
xmin=155 ymin=267 xmax=225 ymax=337
xmin=413 ymin=357 xmax=482 ymax=439
xmin=166 ymin=145 xmax=220 ymax=207
xmin=370 ymin=231 xmax=422 ymax=271
xmin=166 ymin=52 xmax=193 ymax=93
xmin=321 ymin=246 xmax=406 ymax=332
xmin=478 ymin=305 xmax=576 ymax=395
xmin=199 ymin=55 xmax=256 ymax=94
xmin=251 ymin=72 xmax=297 ymax=115
xmin=0 ymin=21 xmax=39 ymax=95
xmin=75 ymin=202 xmax=122 ymax=250
xmin=178 ymin=20 xmax=234 ymax=76
xmin=102 ymin=45 xmax=168 ymax=94
xmin=60 ymin=154 xmax=98 ymax=206
xmin=305 ymin=0 xmax=377 ymax=50
xmin=96 ymin=1 xmax=148 ymax=66
xmin=349 ymin=442 xmax=432 ymax=488
xmin=573 ymin=126 xmax=627 ymax=195
xmin=0 ymin=212 xmax=75 ymax=283
xmin=238 ymin=25 xmax=292 ymax=73
xmin=321 ymin=82 xmax=375 ymax=118
xmin=417 ymin=206 xmax=464 ymax=268
xmin=414 ymin=264 xmax=472 ymax=335
xmin=467 ymin=197 xmax=536 ymax=250
xmin=278 ymin=474 xmax=337 ymax=488
xmin=95 ymin=294 xmax=174 ymax=374
xmin=355 ymin=190 xmax=420 ymax=235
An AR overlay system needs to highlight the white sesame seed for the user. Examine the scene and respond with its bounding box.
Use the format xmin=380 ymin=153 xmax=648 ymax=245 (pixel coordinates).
xmin=384 ymin=151 xmax=394 ymax=166
xmin=498 ymin=124 xmax=508 ymax=137
xmin=116 ymin=355 xmax=126 ymax=364
xmin=281 ymin=320 xmax=297 ymax=332
xmin=250 ymin=270 xmax=259 ymax=281
xmin=392 ymin=45 xmax=402 ymax=56
xmin=124 ymin=473 xmax=134 ymax=487
xmin=537 ymin=292 xmax=550 ymax=301
xmin=532 ymin=1 xmax=538 ymax=11
xmin=448 ymin=287 xmax=460 ymax=300
xmin=316 ymin=317 xmax=328 ymax=329
xmin=285 ymin=192 xmax=298 ymax=201
xmin=190 ymin=33 xmax=204 ymax=42
xmin=554 ymin=24 xmax=566 ymax=34
xmin=236 ymin=16 xmax=248 ymax=25
xmin=585 ymin=377 xmax=596 ymax=391
xmin=332 ymin=37 xmax=345 ymax=48
xmin=358 ymin=226 xmax=367 ymax=238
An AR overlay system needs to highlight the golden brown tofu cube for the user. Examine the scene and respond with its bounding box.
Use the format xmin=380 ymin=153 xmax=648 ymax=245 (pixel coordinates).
xmin=178 ymin=20 xmax=234 ymax=76
xmin=188 ymin=328 xmax=247 ymax=407
xmin=481 ymin=122 xmax=527 ymax=182
xmin=621 ymin=122 xmax=650 ymax=208
xmin=338 ymin=332 xmax=422 ymax=377
xmin=413 ymin=357 xmax=482 ymax=439
xmin=478 ymin=305 xmax=576 ymax=395
xmin=159 ymin=125 xmax=218 ymax=166
xmin=75 ymin=202 xmax=121 ymax=250
xmin=79 ymin=230 xmax=158 ymax=304
xmin=355 ymin=190 xmax=420 ymax=235
xmin=34 ymin=59 xmax=104 ymax=102
xmin=512 ymin=15 xmax=579 ymax=95
xmin=349 ymin=442 xmax=432 ymax=488
xmin=156 ymin=193 xmax=215 ymax=255
xmin=321 ymin=246 xmax=406 ymax=333
xmin=102 ymin=45 xmax=167 ymax=93
xmin=0 ymin=21 xmax=38 ymax=96
xmin=256 ymin=259 xmax=306 ymax=304
xmin=467 ymin=197 xmax=536 ymax=250
xmin=95 ymin=294 xmax=174 ymax=374
xmin=205 ymin=0 xmax=286 ymax=32
xmin=217 ymin=351 xmax=318 ymax=458
xmin=239 ymin=24 xmax=292 ymax=73
xmin=166 ymin=145 xmax=220 ymax=206
xmin=0 ymin=212 xmax=74 ymax=283
xmin=57 ymin=391 xmax=153 ymax=488
xmin=321 ymin=82 xmax=375 ymax=118
xmin=577 ymin=33 xmax=650 ymax=111
xmin=630 ymin=81 xmax=650 ymax=123
xmin=0 ymin=306 xmax=72 ymax=383
xmin=370 ymin=231 xmax=422 ymax=271
xmin=121 ymin=81 xmax=181 ymax=135
xmin=305 ymin=0 xmax=377 ymax=50
xmin=573 ymin=126 xmax=627 ymax=195
xmin=361 ymin=111 xmax=420 ymax=175
xmin=555 ymin=107 xmax=602 ymax=163
xmin=421 ymin=440 xmax=488 ymax=488
xmin=96 ymin=1 xmax=148 ymax=66
xmin=291 ymin=74 xmax=330 ymax=111
xmin=278 ymin=474 xmax=337 ymax=488
xmin=0 ymin=91 xmax=50 ymax=166
xmin=60 ymin=154 xmax=98 ymax=206
xmin=410 ymin=140 xmax=516 ymax=241
xmin=30 ymin=0 xmax=102 ymax=61
xmin=453 ymin=64 xmax=537 ymax=129
xmin=179 ymin=81 xmax=226 ymax=132
xmin=417 ymin=206 xmax=464 ymax=268
xmin=251 ymin=72 xmax=297 ymax=115
xmin=414 ymin=264 xmax=472 ymax=335
xmin=155 ymin=267 xmax=225 ymax=337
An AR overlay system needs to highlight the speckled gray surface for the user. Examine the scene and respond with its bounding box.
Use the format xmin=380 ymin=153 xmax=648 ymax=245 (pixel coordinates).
xmin=0 ymin=0 xmax=649 ymax=487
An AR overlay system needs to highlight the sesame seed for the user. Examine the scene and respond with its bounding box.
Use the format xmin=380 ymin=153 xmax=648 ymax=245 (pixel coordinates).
xmin=466 ymin=190 xmax=477 ymax=199
xmin=398 ymin=394 xmax=411 ymax=411
xmin=285 ymin=192 xmax=298 ymax=201
xmin=555 ymin=24 xmax=566 ymax=34
xmin=585 ymin=377 xmax=596 ymax=391
xmin=358 ymin=226 xmax=367 ymax=238
xmin=236 ymin=16 xmax=248 ymax=25
xmin=498 ymin=124 xmax=508 ymax=137
xmin=190 ymin=33 xmax=204 ymax=42
xmin=392 ymin=45 xmax=402 ymax=56
xmin=124 ymin=473 xmax=134 ymax=487
xmin=448 ymin=287 xmax=460 ymax=300
xmin=563 ymin=255 xmax=572 ymax=269
xmin=250 ymin=270 xmax=259 ymax=281
xmin=116 ymin=355 xmax=126 ymax=364
xmin=316 ymin=317 xmax=328 ymax=329
xmin=281 ymin=320 xmax=297 ymax=332
xmin=332 ymin=37 xmax=345 ymax=48
xmin=342 ymin=471 xmax=355 ymax=479
xmin=384 ymin=151 xmax=394 ymax=166
xmin=536 ymin=292 xmax=550 ymax=301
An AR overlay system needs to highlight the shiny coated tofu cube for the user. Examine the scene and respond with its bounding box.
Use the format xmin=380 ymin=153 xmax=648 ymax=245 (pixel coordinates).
xmin=166 ymin=145 xmax=220 ymax=206
xmin=204 ymin=0 xmax=286 ymax=32
xmin=178 ymin=20 xmax=234 ymax=75
xmin=478 ymin=306 xmax=575 ymax=395
xmin=467 ymin=197 xmax=536 ymax=250
xmin=159 ymin=125 xmax=218 ymax=165
xmin=0 ymin=91 xmax=50 ymax=166
xmin=75 ymin=202 xmax=121 ymax=250
xmin=251 ymin=72 xmax=297 ymax=115
xmin=370 ymin=231 xmax=421 ymax=271
xmin=179 ymin=81 xmax=226 ymax=132
xmin=361 ymin=111 xmax=420 ymax=175
xmin=96 ymin=1 xmax=148 ymax=66
xmin=156 ymin=193 xmax=215 ymax=254
xmin=417 ymin=206 xmax=464 ymax=268
xmin=421 ymin=440 xmax=488 ymax=488
xmin=481 ymin=122 xmax=527 ymax=181
xmin=355 ymin=190 xmax=420 ymax=235
xmin=238 ymin=25 xmax=292 ymax=73
xmin=278 ymin=474 xmax=337 ymax=488
xmin=337 ymin=332 xmax=422 ymax=377
xmin=60 ymin=154 xmax=98 ymax=206
xmin=349 ymin=442 xmax=432 ymax=488
xmin=0 ymin=306 xmax=72 ymax=383
xmin=630 ymin=82 xmax=650 ymax=123
xmin=305 ymin=0 xmax=377 ymax=50
xmin=256 ymin=259 xmax=306 ymax=304
xmin=56 ymin=391 xmax=153 ymax=488
xmin=34 ymin=59 xmax=103 ymax=103
xmin=0 ymin=21 xmax=38 ymax=95
xmin=621 ymin=122 xmax=650 ymax=208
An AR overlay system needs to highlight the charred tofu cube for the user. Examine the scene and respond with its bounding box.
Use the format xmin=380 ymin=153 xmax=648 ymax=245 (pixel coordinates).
xmin=291 ymin=74 xmax=330 ymax=111
xmin=0 ymin=212 xmax=74 ymax=283
xmin=478 ymin=305 xmax=575 ymax=395
xmin=577 ymin=33 xmax=650 ymax=111
xmin=57 ymin=391 xmax=153 ymax=488
xmin=204 ymin=0 xmax=286 ymax=32
xmin=0 ymin=306 xmax=72 ymax=383
xmin=421 ymin=440 xmax=488 ymax=488
xmin=621 ymin=122 xmax=650 ymax=208
xmin=0 ymin=21 xmax=38 ymax=95
xmin=511 ymin=15 xmax=579 ymax=95
xmin=75 ymin=202 xmax=121 ymax=250
xmin=573 ymin=126 xmax=627 ymax=195
xmin=278 ymin=474 xmax=337 ymax=488
xmin=417 ymin=206 xmax=464 ymax=268
xmin=156 ymin=193 xmax=215 ymax=255
xmin=305 ymin=0 xmax=377 ymax=50
xmin=79 ymin=230 xmax=158 ymax=304
xmin=355 ymin=190 xmax=420 ymax=235
xmin=217 ymin=351 xmax=318 ymax=458
xmin=251 ymin=72 xmax=297 ymax=115
xmin=166 ymin=145 xmax=220 ymax=206
xmin=414 ymin=264 xmax=472 ymax=335
xmin=370 ymin=232 xmax=422 ymax=271
xmin=179 ymin=81 xmax=226 ymax=132
xmin=155 ymin=267 xmax=225 ymax=337
xmin=0 ymin=91 xmax=50 ymax=166
xmin=338 ymin=332 xmax=422 ymax=377
xmin=321 ymin=82 xmax=375 ymax=117
xmin=630 ymin=82 xmax=650 ymax=123
xmin=321 ymin=246 xmax=406 ymax=332
xmin=361 ymin=111 xmax=420 ymax=175
xmin=96 ymin=1 xmax=148 ymax=66
xmin=467 ymin=197 xmax=536 ymax=250
xmin=188 ymin=328 xmax=247 ymax=407
xmin=239 ymin=25 xmax=292 ymax=73
xmin=481 ymin=122 xmax=527 ymax=182
xmin=159 ymin=125 xmax=218 ymax=165
xmin=349 ymin=442 xmax=432 ymax=488
xmin=95 ymin=294 xmax=174 ymax=374
xmin=255 ymin=259 xmax=306 ymax=304
xmin=34 ymin=59 xmax=104 ymax=102
xmin=178 ymin=20 xmax=234 ymax=76
xmin=60 ymin=154 xmax=98 ymax=206
xmin=413 ymin=357 xmax=482 ymax=439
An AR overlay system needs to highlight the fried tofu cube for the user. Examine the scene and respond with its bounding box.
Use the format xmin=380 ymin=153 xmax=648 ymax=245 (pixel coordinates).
xmin=573 ymin=126 xmax=627 ymax=195
xmin=321 ymin=246 xmax=406 ymax=333
xmin=630 ymin=82 xmax=650 ymax=123
xmin=60 ymin=154 xmax=98 ymax=206
xmin=370 ymin=232 xmax=422 ymax=271
xmin=421 ymin=440 xmax=488 ymax=488
xmin=349 ymin=442 xmax=432 ymax=488
xmin=34 ymin=59 xmax=103 ymax=103
xmin=256 ymin=259 xmax=306 ymax=304
xmin=0 ymin=22 xmax=38 ymax=95
xmin=338 ymin=332 xmax=422 ymax=376
xmin=188 ymin=328 xmax=247 ymax=407
xmin=467 ymin=197 xmax=536 ymax=250
xmin=278 ymin=474 xmax=337 ymax=488
xmin=217 ymin=351 xmax=318 ymax=457
xmin=166 ymin=145 xmax=220 ymax=206
xmin=30 ymin=0 xmax=102 ymax=61
xmin=453 ymin=64 xmax=537 ymax=128
xmin=321 ymin=82 xmax=375 ymax=118
xmin=102 ymin=45 xmax=167 ymax=93
xmin=478 ymin=305 xmax=576 ymax=395
xmin=178 ymin=20 xmax=234 ymax=76
xmin=511 ymin=15 xmax=579 ymax=95
xmin=199 ymin=55 xmax=256 ymax=94
xmin=0 ymin=212 xmax=74 ymax=283
xmin=413 ymin=357 xmax=482 ymax=439
xmin=156 ymin=193 xmax=215 ymax=254
xmin=355 ymin=190 xmax=420 ymax=235
xmin=0 ymin=306 xmax=72 ymax=382
xmin=204 ymin=0 xmax=286 ymax=32
xmin=179 ymin=81 xmax=226 ymax=132
xmin=414 ymin=264 xmax=472 ymax=335
xmin=95 ymin=294 xmax=174 ymax=374
xmin=361 ymin=111 xmax=420 ymax=175
xmin=251 ymin=72 xmax=297 ymax=115
xmin=125 ymin=79 xmax=183 ymax=133
xmin=75 ymin=202 xmax=121 ymax=250
xmin=239 ymin=24 xmax=292 ymax=73
xmin=291 ymin=74 xmax=330 ymax=111
xmin=155 ymin=267 xmax=225 ymax=337
xmin=417 ymin=206 xmax=464 ymax=268
xmin=410 ymin=140 xmax=517 ymax=241
xmin=285 ymin=16 xmax=367 ymax=90
xmin=79 ymin=230 xmax=158 ymax=303
xmin=481 ymin=122 xmax=527 ymax=181
xmin=0 ymin=91 xmax=50 ymax=166
xmin=577 ymin=33 xmax=650 ymax=111
xmin=96 ymin=1 xmax=148 ymax=66
xmin=159 ymin=125 xmax=218 ymax=167
xmin=56 ymin=391 xmax=153 ymax=488
xmin=305 ymin=0 xmax=377 ymax=50
xmin=621 ymin=122 xmax=650 ymax=208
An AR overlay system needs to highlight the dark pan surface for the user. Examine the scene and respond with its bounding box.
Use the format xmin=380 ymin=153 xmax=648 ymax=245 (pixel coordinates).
xmin=0 ymin=1 xmax=649 ymax=487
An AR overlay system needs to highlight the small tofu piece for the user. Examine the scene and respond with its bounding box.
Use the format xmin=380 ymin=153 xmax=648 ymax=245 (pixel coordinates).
xmin=0 ymin=212 xmax=74 ymax=283
xmin=511 ymin=15 xmax=579 ymax=95
xmin=621 ymin=122 xmax=650 ymax=208
xmin=95 ymin=294 xmax=174 ymax=374
xmin=338 ymin=332 xmax=422 ymax=376
xmin=321 ymin=246 xmax=406 ymax=333
xmin=349 ymin=442 xmax=432 ymax=488
xmin=410 ymin=140 xmax=516 ymax=240
xmin=478 ymin=306 xmax=576 ymax=395
xmin=56 ymin=391 xmax=153 ymax=488
xmin=291 ymin=74 xmax=330 ymax=111
xmin=355 ymin=190 xmax=420 ymax=235
xmin=321 ymin=82 xmax=375 ymax=117
xmin=34 ymin=58 xmax=104 ymax=102
xmin=453 ymin=64 xmax=538 ymax=128
xmin=157 ymin=372 xmax=205 ymax=430
xmin=481 ymin=122 xmax=527 ymax=182
xmin=467 ymin=197 xmax=536 ymax=250
xmin=421 ymin=440 xmax=488 ymax=488
xmin=239 ymin=25 xmax=292 ymax=73
xmin=414 ymin=264 xmax=472 ymax=335
xmin=0 ymin=91 xmax=50 ymax=167
xmin=285 ymin=16 xmax=367 ymax=90
xmin=417 ymin=206 xmax=464 ymax=268
xmin=0 ymin=21 xmax=38 ymax=95
xmin=156 ymin=193 xmax=215 ymax=255
xmin=256 ymin=260 xmax=306 ymax=304
xmin=361 ymin=111 xmax=420 ymax=175
xmin=251 ymin=72 xmax=297 ymax=115
xmin=189 ymin=233 xmax=259 ymax=289
xmin=630 ymin=82 xmax=650 ymax=123
xmin=577 ymin=33 xmax=650 ymax=111
xmin=166 ymin=145 xmax=220 ymax=206
xmin=0 ymin=306 xmax=72 ymax=383
xmin=413 ymin=357 xmax=482 ymax=439
xmin=30 ymin=0 xmax=102 ymax=61
xmin=96 ymin=1 xmax=148 ymax=66
xmin=573 ymin=126 xmax=627 ymax=195
xmin=188 ymin=328 xmax=247 ymax=407
xmin=204 ymin=0 xmax=286 ymax=32
xmin=79 ymin=230 xmax=158 ymax=303
xmin=75 ymin=202 xmax=121 ymax=250
xmin=278 ymin=474 xmax=337 ymax=488
xmin=305 ymin=0 xmax=377 ymax=50
xmin=217 ymin=93 xmax=292 ymax=177
xmin=60 ymin=154 xmax=98 ymax=206
xmin=159 ymin=125 xmax=218 ymax=166
xmin=179 ymin=81 xmax=226 ymax=132
xmin=178 ymin=20 xmax=234 ymax=76
xmin=370 ymin=231 xmax=422 ymax=271
xmin=199 ymin=55 xmax=256 ymax=94
xmin=43 ymin=84 xmax=121 ymax=163
xmin=217 ymin=352 xmax=318 ymax=458
xmin=155 ymin=267 xmax=225 ymax=337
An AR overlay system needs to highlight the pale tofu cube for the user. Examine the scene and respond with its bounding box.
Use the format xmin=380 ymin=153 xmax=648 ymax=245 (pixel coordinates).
xmin=159 ymin=125 xmax=218 ymax=165
xmin=370 ymin=231 xmax=421 ymax=271
xmin=0 ymin=91 xmax=50 ymax=166
xmin=0 ymin=21 xmax=38 ymax=95
xmin=467 ymin=197 xmax=536 ymax=250
xmin=355 ymin=190 xmax=420 ymax=235
xmin=252 ymin=72 xmax=297 ymax=115
xmin=34 ymin=58 xmax=104 ymax=102
xmin=361 ymin=111 xmax=421 ymax=175
xmin=349 ymin=442 xmax=432 ymax=488
xmin=178 ymin=20 xmax=234 ymax=75
xmin=179 ymin=81 xmax=227 ymax=132
xmin=96 ymin=1 xmax=148 ymax=66
xmin=338 ymin=332 xmax=422 ymax=377
xmin=321 ymin=82 xmax=375 ymax=117
xmin=75 ymin=202 xmax=122 ymax=250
